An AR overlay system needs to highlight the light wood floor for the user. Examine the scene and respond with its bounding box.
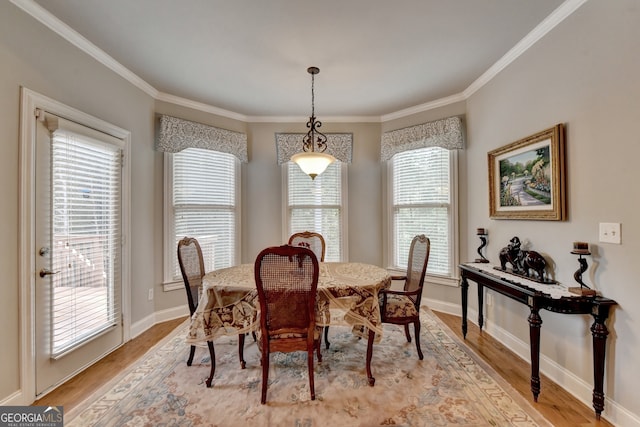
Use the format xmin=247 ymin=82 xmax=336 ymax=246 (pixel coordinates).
xmin=33 ymin=312 xmax=614 ymax=426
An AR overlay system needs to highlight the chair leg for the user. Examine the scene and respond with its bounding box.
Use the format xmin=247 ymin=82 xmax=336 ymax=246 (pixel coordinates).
xmin=187 ymin=344 xmax=196 ymax=366
xmin=414 ymin=320 xmax=424 ymax=360
xmin=316 ymin=338 xmax=322 ymax=363
xmin=404 ymin=324 xmax=412 ymax=343
xmin=205 ymin=341 xmax=216 ymax=387
xmin=260 ymin=351 xmax=269 ymax=404
xmin=238 ymin=333 xmax=246 ymax=369
xmin=324 ymin=326 xmax=330 ymax=349
xmin=308 ymin=348 xmax=316 ymax=401
xmin=366 ymin=329 xmax=375 ymax=386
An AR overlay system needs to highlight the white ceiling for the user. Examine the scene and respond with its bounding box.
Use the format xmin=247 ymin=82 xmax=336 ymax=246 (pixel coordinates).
xmin=23 ymin=0 xmax=575 ymax=120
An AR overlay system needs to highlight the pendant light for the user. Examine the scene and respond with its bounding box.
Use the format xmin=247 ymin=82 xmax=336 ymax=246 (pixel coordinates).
xmin=291 ymin=66 xmax=335 ymax=179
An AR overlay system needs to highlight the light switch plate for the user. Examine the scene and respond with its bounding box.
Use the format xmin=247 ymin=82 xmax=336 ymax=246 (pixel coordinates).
xmin=599 ymin=222 xmax=621 ymax=244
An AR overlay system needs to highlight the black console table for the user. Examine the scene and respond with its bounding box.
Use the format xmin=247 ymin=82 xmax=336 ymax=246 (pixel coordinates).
xmin=459 ymin=263 xmax=617 ymax=419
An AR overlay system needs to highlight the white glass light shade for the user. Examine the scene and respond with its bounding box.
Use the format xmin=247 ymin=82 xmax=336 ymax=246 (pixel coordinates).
xmin=291 ymin=152 xmax=335 ymax=180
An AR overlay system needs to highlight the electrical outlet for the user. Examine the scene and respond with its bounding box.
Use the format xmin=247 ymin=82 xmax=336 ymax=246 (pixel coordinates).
xmin=599 ymin=222 xmax=621 ymax=244
xmin=148 ymin=288 xmax=154 ymax=301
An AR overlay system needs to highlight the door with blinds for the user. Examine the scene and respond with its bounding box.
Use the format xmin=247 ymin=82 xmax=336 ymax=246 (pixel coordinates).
xmin=34 ymin=113 xmax=124 ymax=395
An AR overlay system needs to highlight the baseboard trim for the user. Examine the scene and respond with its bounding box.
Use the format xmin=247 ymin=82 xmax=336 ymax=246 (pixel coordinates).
xmin=130 ymin=305 xmax=189 ymax=339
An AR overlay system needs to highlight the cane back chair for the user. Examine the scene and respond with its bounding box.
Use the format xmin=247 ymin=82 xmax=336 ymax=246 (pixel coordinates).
xmin=379 ymin=234 xmax=430 ymax=359
xmin=288 ymin=231 xmax=326 ymax=262
xmin=254 ymin=244 xmax=321 ymax=403
xmin=177 ymin=237 xmax=247 ymax=387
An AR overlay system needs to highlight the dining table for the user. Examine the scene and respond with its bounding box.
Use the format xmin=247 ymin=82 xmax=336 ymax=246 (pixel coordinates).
xmin=187 ymin=262 xmax=392 ymax=386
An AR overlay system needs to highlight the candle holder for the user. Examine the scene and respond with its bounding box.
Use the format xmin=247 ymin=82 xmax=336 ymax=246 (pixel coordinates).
xmin=568 ymin=242 xmax=596 ymax=296
xmin=475 ymin=228 xmax=489 ymax=263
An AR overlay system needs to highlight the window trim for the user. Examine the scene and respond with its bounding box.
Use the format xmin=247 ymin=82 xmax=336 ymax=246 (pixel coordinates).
xmin=282 ymin=162 xmax=349 ymax=262
xmin=385 ymin=148 xmax=459 ymax=287
xmin=162 ymin=151 xmax=241 ymax=291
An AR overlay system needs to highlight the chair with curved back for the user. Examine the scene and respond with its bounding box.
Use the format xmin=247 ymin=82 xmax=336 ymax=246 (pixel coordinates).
xmin=288 ymin=231 xmax=331 ymax=347
xmin=254 ymin=244 xmax=321 ymax=404
xmin=177 ymin=236 xmax=247 ymax=387
xmin=379 ymin=234 xmax=430 ymax=360
xmin=288 ymin=231 xmax=326 ymax=262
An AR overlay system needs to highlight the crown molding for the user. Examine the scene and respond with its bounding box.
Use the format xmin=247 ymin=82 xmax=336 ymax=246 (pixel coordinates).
xmin=155 ymin=92 xmax=249 ymax=122
xmin=13 ymin=0 xmax=586 ymax=124
xmin=380 ymin=93 xmax=467 ymax=122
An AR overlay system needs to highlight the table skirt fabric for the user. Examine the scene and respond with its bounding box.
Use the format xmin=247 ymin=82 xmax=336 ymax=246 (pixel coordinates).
xmin=187 ymin=263 xmax=391 ymax=344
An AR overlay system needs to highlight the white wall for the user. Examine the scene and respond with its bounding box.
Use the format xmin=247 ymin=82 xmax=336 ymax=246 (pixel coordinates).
xmin=464 ymin=1 xmax=639 ymax=424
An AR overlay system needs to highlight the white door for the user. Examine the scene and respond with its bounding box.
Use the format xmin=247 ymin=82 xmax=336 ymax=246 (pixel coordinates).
xmin=34 ymin=114 xmax=124 ymax=396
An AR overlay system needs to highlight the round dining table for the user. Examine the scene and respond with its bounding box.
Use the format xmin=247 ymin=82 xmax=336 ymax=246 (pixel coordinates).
xmin=187 ymin=262 xmax=391 ymax=386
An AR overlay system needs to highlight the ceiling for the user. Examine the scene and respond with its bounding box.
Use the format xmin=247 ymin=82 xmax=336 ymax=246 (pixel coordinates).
xmin=24 ymin=0 xmax=572 ymax=120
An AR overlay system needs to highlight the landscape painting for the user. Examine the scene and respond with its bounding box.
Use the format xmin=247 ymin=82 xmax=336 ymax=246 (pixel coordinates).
xmin=488 ymin=124 xmax=566 ymax=220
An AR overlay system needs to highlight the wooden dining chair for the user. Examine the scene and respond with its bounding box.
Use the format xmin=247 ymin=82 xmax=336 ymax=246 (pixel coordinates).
xmin=288 ymin=231 xmax=332 ymax=347
xmin=379 ymin=234 xmax=430 ymax=360
xmin=288 ymin=231 xmax=326 ymax=262
xmin=254 ymin=244 xmax=321 ymax=404
xmin=177 ymin=237 xmax=247 ymax=387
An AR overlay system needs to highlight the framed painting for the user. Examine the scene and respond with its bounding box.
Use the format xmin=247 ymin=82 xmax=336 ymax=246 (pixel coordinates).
xmin=488 ymin=124 xmax=566 ymax=220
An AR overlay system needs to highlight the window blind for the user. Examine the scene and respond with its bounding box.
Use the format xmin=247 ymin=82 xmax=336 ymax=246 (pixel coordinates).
xmin=392 ymin=147 xmax=451 ymax=276
xmin=50 ymin=123 xmax=123 ymax=358
xmin=287 ymin=162 xmax=342 ymax=261
xmin=172 ymin=148 xmax=237 ymax=277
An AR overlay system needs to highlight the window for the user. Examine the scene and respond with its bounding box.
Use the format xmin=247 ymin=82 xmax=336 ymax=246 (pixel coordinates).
xmin=388 ymin=147 xmax=458 ymax=282
xmin=164 ymin=148 xmax=240 ymax=283
xmin=285 ymin=161 xmax=346 ymax=262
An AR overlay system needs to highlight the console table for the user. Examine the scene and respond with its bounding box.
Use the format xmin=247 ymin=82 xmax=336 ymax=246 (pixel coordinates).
xmin=459 ymin=263 xmax=617 ymax=419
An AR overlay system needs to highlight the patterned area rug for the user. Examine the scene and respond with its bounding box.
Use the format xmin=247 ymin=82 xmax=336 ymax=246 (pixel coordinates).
xmin=66 ymin=308 xmax=550 ymax=426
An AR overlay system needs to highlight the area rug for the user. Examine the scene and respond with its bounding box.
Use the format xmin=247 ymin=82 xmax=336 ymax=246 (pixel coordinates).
xmin=66 ymin=308 xmax=551 ymax=426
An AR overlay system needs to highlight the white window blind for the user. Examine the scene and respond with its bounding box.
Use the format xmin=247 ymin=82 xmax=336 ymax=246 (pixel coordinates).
xmin=50 ymin=125 xmax=122 ymax=357
xmin=287 ymin=162 xmax=343 ymax=261
xmin=391 ymin=147 xmax=452 ymax=276
xmin=171 ymin=148 xmax=238 ymax=278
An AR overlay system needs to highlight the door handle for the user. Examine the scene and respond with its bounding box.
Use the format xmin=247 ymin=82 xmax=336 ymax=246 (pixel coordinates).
xmin=39 ymin=269 xmax=60 ymax=278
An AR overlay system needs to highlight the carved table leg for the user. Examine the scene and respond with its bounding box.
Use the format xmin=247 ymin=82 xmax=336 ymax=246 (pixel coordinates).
xmin=366 ymin=329 xmax=375 ymax=386
xmin=477 ymin=283 xmax=484 ymax=330
xmin=528 ymin=308 xmax=542 ymax=401
xmin=461 ymin=276 xmax=469 ymax=338
xmin=591 ymin=307 xmax=611 ymax=420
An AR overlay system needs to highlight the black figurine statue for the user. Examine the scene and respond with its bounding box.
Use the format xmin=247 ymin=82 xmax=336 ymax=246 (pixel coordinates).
xmin=499 ymin=236 xmax=523 ymax=272
xmin=498 ymin=236 xmax=547 ymax=281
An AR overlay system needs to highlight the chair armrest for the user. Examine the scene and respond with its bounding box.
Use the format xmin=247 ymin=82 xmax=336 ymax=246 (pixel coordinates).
xmin=380 ymin=288 xmax=420 ymax=297
xmin=390 ymin=275 xmax=407 ymax=281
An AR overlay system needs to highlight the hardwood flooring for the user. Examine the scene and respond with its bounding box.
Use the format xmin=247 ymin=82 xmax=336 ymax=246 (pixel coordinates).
xmin=434 ymin=311 xmax=614 ymax=427
xmin=32 ymin=317 xmax=187 ymax=410
xmin=33 ymin=312 xmax=614 ymax=426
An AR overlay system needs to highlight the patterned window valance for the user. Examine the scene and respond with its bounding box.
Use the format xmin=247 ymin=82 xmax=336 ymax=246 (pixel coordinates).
xmin=275 ymin=133 xmax=353 ymax=165
xmin=157 ymin=115 xmax=248 ymax=163
xmin=380 ymin=116 xmax=464 ymax=161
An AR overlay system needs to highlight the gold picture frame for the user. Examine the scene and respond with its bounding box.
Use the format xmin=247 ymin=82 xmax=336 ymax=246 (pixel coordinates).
xmin=488 ymin=124 xmax=566 ymax=220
